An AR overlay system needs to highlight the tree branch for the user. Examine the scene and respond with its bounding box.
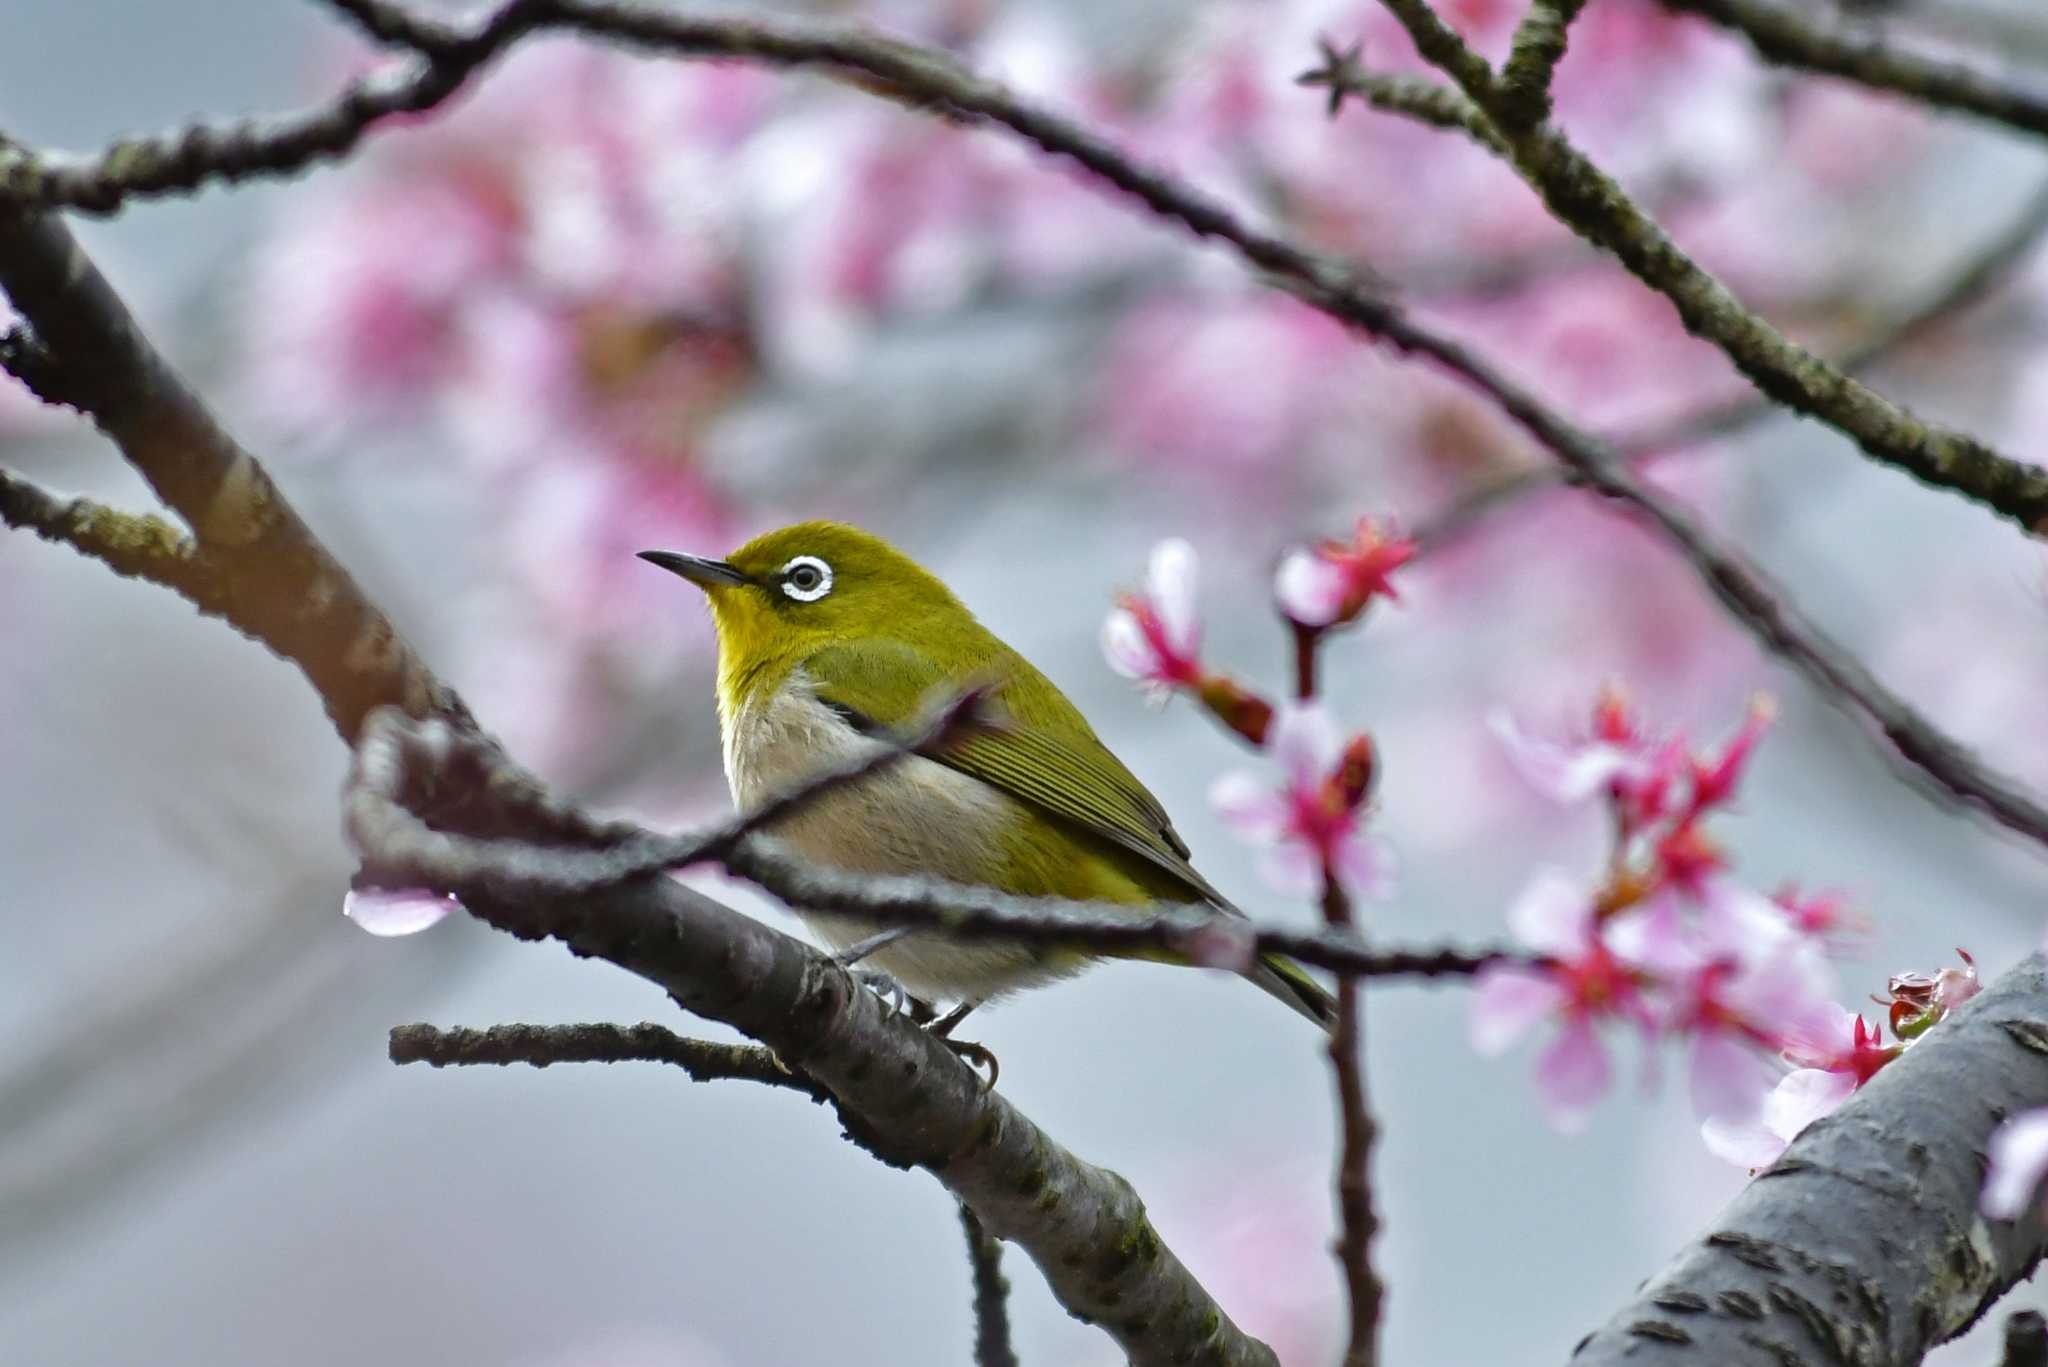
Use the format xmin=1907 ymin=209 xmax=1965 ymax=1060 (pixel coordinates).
xmin=1567 ymin=955 xmax=2048 ymax=1366
xmin=958 ymin=1203 xmax=1021 ymax=1367
xmin=1345 ymin=3 xmax=2048 ymax=537
xmin=1496 ymin=0 xmax=1593 ymax=130
xmin=1323 ymin=876 xmax=1384 ymax=1367
xmin=1663 ymin=0 xmax=2048 ymax=141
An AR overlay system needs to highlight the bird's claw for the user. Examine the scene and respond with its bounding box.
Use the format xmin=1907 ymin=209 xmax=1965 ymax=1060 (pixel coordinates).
xmin=943 ymin=1038 xmax=1000 ymax=1092
xmin=851 ymin=966 xmax=912 ymax=1020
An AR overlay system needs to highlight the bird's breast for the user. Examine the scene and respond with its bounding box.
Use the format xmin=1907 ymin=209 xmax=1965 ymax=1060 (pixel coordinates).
xmin=722 ymin=669 xmax=1018 ymax=887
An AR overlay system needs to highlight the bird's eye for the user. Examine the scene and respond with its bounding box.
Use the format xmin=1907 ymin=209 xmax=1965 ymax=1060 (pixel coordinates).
xmin=779 ymin=555 xmax=833 ymax=603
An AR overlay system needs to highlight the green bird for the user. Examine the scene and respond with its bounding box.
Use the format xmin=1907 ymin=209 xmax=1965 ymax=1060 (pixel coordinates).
xmin=639 ymin=521 xmax=1336 ymax=1030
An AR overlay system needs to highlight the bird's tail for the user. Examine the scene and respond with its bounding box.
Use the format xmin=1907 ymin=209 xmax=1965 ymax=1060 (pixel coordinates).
xmin=1250 ymin=952 xmax=1338 ymax=1032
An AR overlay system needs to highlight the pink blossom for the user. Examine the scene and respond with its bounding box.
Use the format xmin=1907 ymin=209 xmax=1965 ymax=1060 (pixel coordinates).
xmin=1487 ymin=706 xmax=1655 ymax=807
xmin=1210 ymin=702 xmax=1391 ymax=899
xmin=1771 ymin=885 xmax=1869 ymax=956
xmin=1702 ymin=1004 xmax=1895 ymax=1169
xmin=1470 ymin=870 xmax=1650 ymax=1131
xmin=1686 ymin=695 xmax=1774 ymax=814
xmin=1275 ymin=517 xmax=1418 ymax=629
xmin=1701 ymin=1066 xmax=1859 ymax=1170
xmin=1102 ymin=539 xmax=1203 ymax=699
xmin=343 ymin=886 xmax=461 ymax=937
xmin=1984 ymin=1108 xmax=2048 ymax=1220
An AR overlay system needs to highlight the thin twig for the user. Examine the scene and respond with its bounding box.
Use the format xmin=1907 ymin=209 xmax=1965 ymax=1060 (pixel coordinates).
xmin=388 ymin=1022 xmax=824 ymax=1094
xmin=350 ymin=704 xmax=1517 ymax=983
xmin=0 ymin=468 xmax=227 ymax=606
xmin=1324 ymin=874 xmax=1383 ymax=1367
xmin=1664 ymin=0 xmax=2048 ymax=141
xmin=958 ymin=1204 xmax=1020 ymax=1367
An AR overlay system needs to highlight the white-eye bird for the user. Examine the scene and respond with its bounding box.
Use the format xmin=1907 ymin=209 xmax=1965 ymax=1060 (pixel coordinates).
xmin=639 ymin=521 xmax=1336 ymax=1030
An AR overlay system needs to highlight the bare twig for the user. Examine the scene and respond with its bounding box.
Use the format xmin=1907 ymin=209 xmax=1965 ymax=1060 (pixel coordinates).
xmin=0 ymin=468 xmax=226 ymax=607
xmin=1664 ymin=0 xmax=2048 ymax=141
xmin=349 ymin=705 xmax=1513 ymax=983
xmin=388 ymin=1021 xmax=816 ymax=1094
xmin=1568 ymin=955 xmax=2048 ymax=1366
xmin=958 ymin=1204 xmax=1020 ymax=1367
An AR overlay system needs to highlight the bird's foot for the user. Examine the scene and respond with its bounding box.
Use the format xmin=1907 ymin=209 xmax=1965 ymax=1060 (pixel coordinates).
xmin=942 ymin=1037 xmax=1000 ymax=1093
xmin=848 ymin=966 xmax=916 ymax=1020
xmin=926 ymin=1002 xmax=996 ymax=1090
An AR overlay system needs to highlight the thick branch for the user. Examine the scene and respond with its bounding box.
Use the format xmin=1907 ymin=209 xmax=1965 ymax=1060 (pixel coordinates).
xmin=1496 ymin=0 xmax=1593 ymax=130
xmin=1664 ymin=0 xmax=2048 ymax=141
xmin=1569 ymin=955 xmax=2048 ymax=1365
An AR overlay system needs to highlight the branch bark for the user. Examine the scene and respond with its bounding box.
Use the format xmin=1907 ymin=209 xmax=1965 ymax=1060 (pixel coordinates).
xmin=1568 ymin=955 xmax=2048 ymax=1366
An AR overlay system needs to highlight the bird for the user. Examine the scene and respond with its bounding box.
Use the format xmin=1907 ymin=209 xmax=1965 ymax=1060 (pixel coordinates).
xmin=639 ymin=520 xmax=1336 ymax=1033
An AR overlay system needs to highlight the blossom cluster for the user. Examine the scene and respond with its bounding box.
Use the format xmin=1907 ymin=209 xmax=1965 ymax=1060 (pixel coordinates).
xmin=1102 ymin=525 xmax=1409 ymax=901
xmin=1475 ymin=691 xmax=1978 ymax=1157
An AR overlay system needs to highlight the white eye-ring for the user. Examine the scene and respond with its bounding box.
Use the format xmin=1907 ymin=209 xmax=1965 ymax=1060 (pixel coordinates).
xmin=779 ymin=555 xmax=833 ymax=603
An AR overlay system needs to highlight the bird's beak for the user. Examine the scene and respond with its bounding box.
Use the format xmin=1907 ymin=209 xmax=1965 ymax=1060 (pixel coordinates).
xmin=637 ymin=549 xmax=750 ymax=589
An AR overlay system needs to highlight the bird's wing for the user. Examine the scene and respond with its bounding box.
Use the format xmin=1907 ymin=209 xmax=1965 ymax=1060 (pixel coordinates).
xmin=800 ymin=639 xmax=1228 ymax=907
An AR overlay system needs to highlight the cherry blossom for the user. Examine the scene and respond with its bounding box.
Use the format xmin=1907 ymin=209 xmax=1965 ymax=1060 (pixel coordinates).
xmin=1102 ymin=539 xmax=1204 ymax=699
xmin=1275 ymin=517 xmax=1418 ymax=629
xmin=1211 ymin=701 xmax=1391 ymax=899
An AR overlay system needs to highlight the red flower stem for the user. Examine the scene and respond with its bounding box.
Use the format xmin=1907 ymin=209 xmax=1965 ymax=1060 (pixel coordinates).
xmin=1293 ymin=620 xmax=1320 ymax=701
xmin=1322 ymin=860 xmax=1384 ymax=1367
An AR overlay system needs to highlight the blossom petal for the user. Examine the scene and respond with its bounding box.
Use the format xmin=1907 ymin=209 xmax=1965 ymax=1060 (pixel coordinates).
xmin=1605 ymin=890 xmax=1698 ymax=980
xmin=1985 ymin=1109 xmax=2048 ymax=1219
xmin=344 ymin=886 xmax=460 ymax=937
xmin=1209 ymin=772 xmax=1289 ymax=841
xmin=1257 ymin=842 xmax=1324 ymax=899
xmin=1701 ymin=1114 xmax=1788 ymax=1170
xmin=1761 ymin=1067 xmax=1857 ymax=1143
xmin=1331 ymin=829 xmax=1396 ymax=901
xmin=1100 ymin=608 xmax=1156 ymax=680
xmin=1470 ymin=965 xmax=1567 ymax=1056
xmin=1488 ymin=708 xmax=1644 ymax=805
xmin=1267 ymin=701 xmax=1343 ymax=783
xmin=1689 ymin=1031 xmax=1770 ymax=1124
xmin=1146 ymin=538 xmax=1199 ymax=657
xmin=1535 ymin=1018 xmax=1611 ymax=1133
xmin=1505 ymin=869 xmax=1594 ymax=957
xmin=1274 ymin=549 xmax=1345 ymax=627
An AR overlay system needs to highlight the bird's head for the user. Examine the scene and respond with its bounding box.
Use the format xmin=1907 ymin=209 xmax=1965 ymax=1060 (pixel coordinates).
xmin=640 ymin=521 xmax=970 ymax=696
